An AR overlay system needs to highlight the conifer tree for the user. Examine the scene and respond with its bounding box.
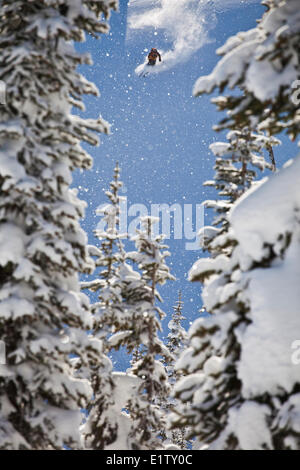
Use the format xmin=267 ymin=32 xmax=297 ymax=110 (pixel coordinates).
xmin=126 ymin=216 xmax=175 ymax=449
xmin=82 ymin=163 xmax=127 ymax=340
xmin=173 ymin=157 xmax=300 ymax=450
xmin=0 ymin=0 xmax=117 ymax=449
xmin=172 ymin=0 xmax=300 ymax=450
xmin=82 ymin=171 xmax=174 ymax=449
xmin=199 ymin=128 xmax=280 ymax=257
xmin=82 ymin=163 xmax=131 ymax=449
xmin=171 ymin=130 xmax=279 ymax=449
xmin=131 ymin=347 xmax=142 ymax=367
xmin=194 ymin=0 xmax=300 ymax=140
xmin=166 ymin=292 xmax=187 ymax=369
xmin=161 ymin=292 xmax=188 ymax=449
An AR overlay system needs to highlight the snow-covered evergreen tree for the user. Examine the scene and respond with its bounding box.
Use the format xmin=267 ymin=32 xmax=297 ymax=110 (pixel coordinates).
xmin=172 ymin=0 xmax=300 ymax=450
xmin=81 ymin=163 xmax=133 ymax=449
xmin=194 ymin=0 xmax=300 ymax=140
xmin=82 ymin=174 xmax=174 ymax=449
xmin=0 ymin=0 xmax=117 ymax=449
xmin=174 ymin=156 xmax=300 ymax=449
xmin=131 ymin=347 xmax=142 ymax=367
xmin=82 ymin=163 xmax=127 ymax=342
xmin=161 ymin=292 xmax=188 ymax=449
xmin=199 ymin=128 xmax=280 ymax=257
xmin=166 ymin=292 xmax=187 ymax=371
xmin=83 ymin=166 xmax=163 ymax=355
xmin=83 ymin=351 xmax=118 ymax=449
xmin=126 ymin=216 xmax=175 ymax=449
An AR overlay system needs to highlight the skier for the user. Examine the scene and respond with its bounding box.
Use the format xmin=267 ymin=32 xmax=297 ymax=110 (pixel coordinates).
xmin=147 ymin=48 xmax=162 ymax=66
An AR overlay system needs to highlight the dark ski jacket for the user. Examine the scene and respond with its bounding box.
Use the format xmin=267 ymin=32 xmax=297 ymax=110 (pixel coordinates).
xmin=148 ymin=49 xmax=161 ymax=63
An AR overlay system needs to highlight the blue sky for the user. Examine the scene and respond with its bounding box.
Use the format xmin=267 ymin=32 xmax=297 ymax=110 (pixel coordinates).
xmin=74 ymin=0 xmax=297 ymax=368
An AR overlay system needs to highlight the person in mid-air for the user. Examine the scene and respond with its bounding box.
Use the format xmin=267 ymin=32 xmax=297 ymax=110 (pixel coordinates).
xmin=147 ymin=48 xmax=162 ymax=66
